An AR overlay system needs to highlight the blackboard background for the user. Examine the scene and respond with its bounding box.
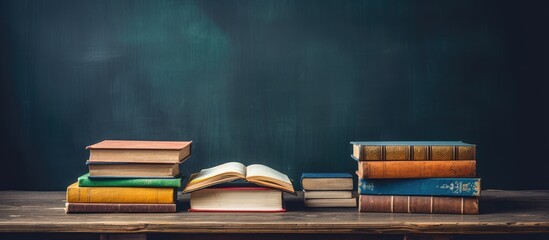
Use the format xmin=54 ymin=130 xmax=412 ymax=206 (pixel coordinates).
xmin=1 ymin=0 xmax=548 ymax=190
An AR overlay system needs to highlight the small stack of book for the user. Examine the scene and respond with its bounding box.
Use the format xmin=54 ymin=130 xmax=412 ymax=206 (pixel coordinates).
xmin=351 ymin=141 xmax=480 ymax=214
xmin=301 ymin=173 xmax=356 ymax=208
xmin=65 ymin=140 xmax=192 ymax=213
xmin=183 ymin=162 xmax=295 ymax=212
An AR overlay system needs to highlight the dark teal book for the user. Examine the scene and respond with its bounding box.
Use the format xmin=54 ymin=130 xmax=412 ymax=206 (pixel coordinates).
xmin=77 ymin=174 xmax=183 ymax=188
xmin=358 ymin=178 xmax=481 ymax=197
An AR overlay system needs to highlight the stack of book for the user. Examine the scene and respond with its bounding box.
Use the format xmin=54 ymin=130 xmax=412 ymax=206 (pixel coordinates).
xmin=351 ymin=141 xmax=480 ymax=214
xmin=301 ymin=173 xmax=356 ymax=208
xmin=65 ymin=140 xmax=192 ymax=213
xmin=183 ymin=162 xmax=295 ymax=212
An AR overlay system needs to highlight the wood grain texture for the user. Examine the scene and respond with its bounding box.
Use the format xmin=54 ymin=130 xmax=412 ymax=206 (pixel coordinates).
xmin=0 ymin=190 xmax=548 ymax=234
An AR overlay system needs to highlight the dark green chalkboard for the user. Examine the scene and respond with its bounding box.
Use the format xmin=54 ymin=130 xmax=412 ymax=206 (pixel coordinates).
xmin=1 ymin=0 xmax=548 ymax=190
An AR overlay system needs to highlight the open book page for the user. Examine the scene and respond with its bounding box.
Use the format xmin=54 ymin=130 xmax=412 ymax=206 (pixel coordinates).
xmin=246 ymin=164 xmax=295 ymax=194
xmin=183 ymin=162 xmax=246 ymax=193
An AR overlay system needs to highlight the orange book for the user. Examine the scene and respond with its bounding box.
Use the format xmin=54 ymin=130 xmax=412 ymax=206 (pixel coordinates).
xmin=357 ymin=160 xmax=476 ymax=179
xmin=66 ymin=183 xmax=175 ymax=203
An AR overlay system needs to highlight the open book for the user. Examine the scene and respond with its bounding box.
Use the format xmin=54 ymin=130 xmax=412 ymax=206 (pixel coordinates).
xmin=183 ymin=162 xmax=295 ymax=194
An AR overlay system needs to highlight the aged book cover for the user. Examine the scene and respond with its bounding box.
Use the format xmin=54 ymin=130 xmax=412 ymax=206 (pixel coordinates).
xmin=358 ymin=178 xmax=481 ymax=196
xmin=78 ymin=174 xmax=182 ymax=188
xmin=303 ymin=190 xmax=353 ymax=199
xmin=351 ymin=141 xmax=476 ymax=161
xmin=357 ymin=160 xmax=476 ymax=178
xmin=301 ymin=173 xmax=353 ymax=191
xmin=66 ymin=183 xmax=175 ymax=204
xmin=304 ymin=198 xmax=357 ymax=208
xmin=87 ymin=140 xmax=192 ymax=163
xmin=86 ymin=162 xmax=180 ymax=178
xmin=359 ymin=195 xmax=479 ymax=214
xmin=65 ymin=203 xmax=176 ymax=213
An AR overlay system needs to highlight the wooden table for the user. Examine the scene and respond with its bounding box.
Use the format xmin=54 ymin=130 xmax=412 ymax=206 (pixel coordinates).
xmin=0 ymin=190 xmax=548 ymax=240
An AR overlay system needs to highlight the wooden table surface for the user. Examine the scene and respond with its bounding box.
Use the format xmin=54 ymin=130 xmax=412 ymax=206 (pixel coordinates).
xmin=0 ymin=190 xmax=548 ymax=235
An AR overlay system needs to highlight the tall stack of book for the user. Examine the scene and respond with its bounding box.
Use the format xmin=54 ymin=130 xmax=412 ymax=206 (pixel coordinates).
xmin=183 ymin=162 xmax=295 ymax=212
xmin=351 ymin=141 xmax=480 ymax=214
xmin=65 ymin=140 xmax=192 ymax=213
xmin=301 ymin=173 xmax=356 ymax=208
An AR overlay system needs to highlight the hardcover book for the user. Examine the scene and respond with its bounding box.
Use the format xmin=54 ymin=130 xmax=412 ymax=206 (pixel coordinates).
xmin=78 ymin=174 xmax=182 ymax=188
xmin=86 ymin=162 xmax=180 ymax=178
xmin=65 ymin=203 xmax=176 ymax=213
xmin=66 ymin=183 xmax=175 ymax=204
xmin=357 ymin=160 xmax=476 ymax=179
xmin=358 ymin=195 xmax=479 ymax=214
xmin=303 ymin=190 xmax=353 ymax=199
xmin=304 ymin=198 xmax=357 ymax=208
xmin=87 ymin=140 xmax=192 ymax=163
xmin=183 ymin=162 xmax=295 ymax=194
xmin=351 ymin=141 xmax=475 ymax=161
xmin=189 ymin=187 xmax=285 ymax=212
xmin=358 ymin=178 xmax=481 ymax=197
xmin=301 ymin=173 xmax=353 ymax=191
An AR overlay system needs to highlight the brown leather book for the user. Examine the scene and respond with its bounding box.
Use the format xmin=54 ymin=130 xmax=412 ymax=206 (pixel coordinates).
xmin=358 ymin=195 xmax=479 ymax=214
xmin=351 ymin=141 xmax=476 ymax=160
xmin=87 ymin=140 xmax=192 ymax=163
xmin=357 ymin=160 xmax=476 ymax=178
xmin=65 ymin=203 xmax=176 ymax=213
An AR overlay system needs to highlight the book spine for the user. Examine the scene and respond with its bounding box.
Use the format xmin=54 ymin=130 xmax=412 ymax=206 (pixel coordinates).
xmin=357 ymin=161 xmax=476 ymax=178
xmin=358 ymin=195 xmax=479 ymax=214
xmin=304 ymin=198 xmax=357 ymax=208
xmin=358 ymin=178 xmax=481 ymax=196
xmin=78 ymin=176 xmax=182 ymax=188
xmin=65 ymin=203 xmax=176 ymax=213
xmin=66 ymin=184 xmax=175 ymax=203
xmin=356 ymin=145 xmax=476 ymax=160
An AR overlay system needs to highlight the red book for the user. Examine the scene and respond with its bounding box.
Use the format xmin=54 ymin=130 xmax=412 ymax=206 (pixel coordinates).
xmin=189 ymin=187 xmax=285 ymax=212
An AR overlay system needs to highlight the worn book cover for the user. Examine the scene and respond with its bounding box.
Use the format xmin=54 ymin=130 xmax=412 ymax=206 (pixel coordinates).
xmin=359 ymin=195 xmax=479 ymax=214
xmin=300 ymin=173 xmax=353 ymax=191
xmin=87 ymin=140 xmax=192 ymax=163
xmin=357 ymin=160 xmax=476 ymax=178
xmin=351 ymin=141 xmax=476 ymax=161
xmin=358 ymin=178 xmax=481 ymax=196
xmin=78 ymin=174 xmax=183 ymax=188
xmin=65 ymin=203 xmax=176 ymax=213
xmin=66 ymin=182 xmax=175 ymax=204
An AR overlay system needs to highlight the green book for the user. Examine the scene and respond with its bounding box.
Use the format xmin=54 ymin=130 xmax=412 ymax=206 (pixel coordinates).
xmin=77 ymin=174 xmax=182 ymax=188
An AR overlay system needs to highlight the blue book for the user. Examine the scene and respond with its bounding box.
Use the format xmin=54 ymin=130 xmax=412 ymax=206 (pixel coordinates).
xmin=301 ymin=173 xmax=353 ymax=191
xmin=358 ymin=178 xmax=481 ymax=197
